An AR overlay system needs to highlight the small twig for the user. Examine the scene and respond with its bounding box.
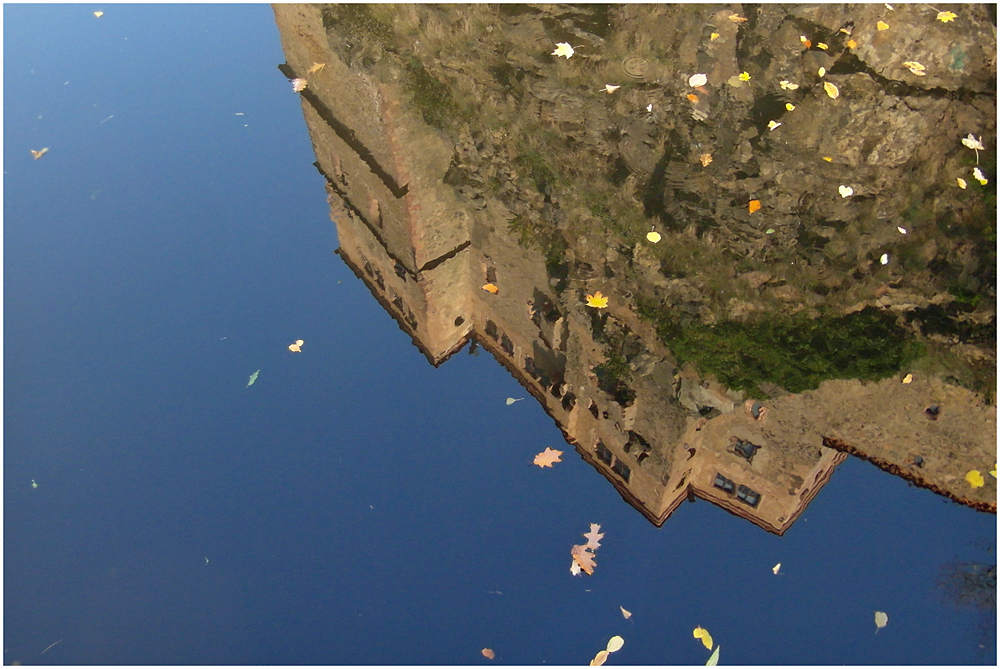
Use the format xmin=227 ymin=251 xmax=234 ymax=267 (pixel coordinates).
xmin=40 ymin=639 xmax=63 ymax=655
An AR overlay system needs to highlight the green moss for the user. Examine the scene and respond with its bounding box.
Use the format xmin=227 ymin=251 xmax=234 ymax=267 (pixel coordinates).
xmin=403 ymin=58 xmax=463 ymax=130
xmin=594 ymin=326 xmax=636 ymax=405
xmin=321 ymin=4 xmax=394 ymax=50
xmin=637 ymin=301 xmax=924 ymax=398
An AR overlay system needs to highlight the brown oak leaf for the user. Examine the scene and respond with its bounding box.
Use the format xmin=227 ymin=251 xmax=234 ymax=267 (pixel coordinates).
xmin=571 ymin=544 xmax=597 ymax=575
xmin=533 ymin=447 xmax=563 ymax=468
xmin=583 ymin=524 xmax=604 ymax=550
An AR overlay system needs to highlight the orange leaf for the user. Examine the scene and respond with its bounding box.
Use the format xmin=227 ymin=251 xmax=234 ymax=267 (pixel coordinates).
xmin=482 ymin=283 xmax=499 ymax=294
xmin=571 ymin=544 xmax=597 ymax=575
xmin=748 ymin=200 xmax=762 ymax=213
xmin=533 ymin=447 xmax=563 ymax=467
xmin=687 ymin=93 xmax=699 ymax=103
xmin=482 ymin=648 xmax=495 ymax=660
xmin=590 ymin=650 xmax=609 ymax=666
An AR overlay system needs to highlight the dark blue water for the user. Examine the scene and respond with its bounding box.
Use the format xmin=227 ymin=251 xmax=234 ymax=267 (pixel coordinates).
xmin=4 ymin=5 xmax=995 ymax=665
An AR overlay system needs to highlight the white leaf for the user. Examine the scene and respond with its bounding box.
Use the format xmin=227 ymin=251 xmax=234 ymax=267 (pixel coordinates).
xmin=706 ymin=646 xmax=720 ymax=666
xmin=506 ymin=397 xmax=524 ymax=405
xmin=688 ymin=73 xmax=708 ymax=87
xmin=973 ymin=167 xmax=988 ymax=185
xmin=779 ymin=80 xmax=799 ymax=90
xmin=570 ymin=561 xmax=582 ymax=576
xmin=552 ymin=43 xmax=574 ymax=59
xmin=874 ymin=610 xmax=888 ymax=631
xmin=767 ymin=120 xmax=781 ymax=131
xmin=291 ymin=78 xmax=307 ymax=93
xmin=772 ymin=563 xmax=781 ymax=574
xmin=897 ymin=227 xmax=907 ymax=234
xmin=962 ymin=134 xmax=985 ymax=151
xmin=602 ymin=84 xmax=620 ymax=93
xmin=880 ymin=253 xmax=889 ymax=265
xmin=839 ymin=185 xmax=853 ymax=198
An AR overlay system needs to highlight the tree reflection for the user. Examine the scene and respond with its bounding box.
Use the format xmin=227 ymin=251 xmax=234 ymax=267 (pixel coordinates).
xmin=938 ymin=542 xmax=996 ymax=655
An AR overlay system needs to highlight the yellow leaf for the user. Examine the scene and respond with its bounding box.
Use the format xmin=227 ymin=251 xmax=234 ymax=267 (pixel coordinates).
xmin=552 ymin=42 xmax=574 ymax=58
xmin=710 ymin=32 xmax=720 ymax=41
xmin=903 ymin=61 xmax=926 ymax=76
xmin=817 ymin=42 xmax=828 ymax=50
xmin=738 ymin=71 xmax=751 ymax=81
xmin=818 ymin=67 xmax=826 ymax=77
xmin=620 ymin=606 xmax=632 ymax=619
xmin=700 ymin=153 xmax=713 ymax=167
xmin=874 ymin=611 xmax=888 ymax=631
xmin=823 ymin=156 xmax=833 ymax=162
xmin=307 ymin=62 xmax=326 ymax=74
xmin=586 ymin=291 xmax=609 ymax=308
xmin=847 ymin=39 xmax=858 ymax=49
xmin=767 ymin=120 xmax=781 ymax=131
xmin=482 ymin=648 xmax=495 ymax=660
xmin=94 ymin=11 xmax=103 ymax=17
xmin=606 ymin=636 xmax=624 ymax=653
xmin=966 ymin=470 xmax=985 ymax=488
xmin=877 ymin=21 xmax=889 ymax=31
xmin=728 ymin=13 xmax=748 ymax=23
xmin=902 ymin=373 xmax=912 ymax=384
xmin=646 ymin=231 xmax=662 ymax=243
xmin=936 ymin=11 xmax=957 ymax=22
xmin=748 ymin=200 xmax=761 ymax=214
xmin=990 ymin=464 xmax=996 ymax=478
xmin=288 ymin=339 xmax=304 ymax=353
xmin=957 ymin=177 xmax=967 ymax=189
xmin=693 ymin=626 xmax=713 ymax=650
xmin=590 ymin=650 xmax=609 ymax=666
xmin=823 ymin=81 xmax=839 ymax=99
xmin=533 ymin=447 xmax=563 ymax=468
xmin=785 ymin=103 xmax=796 ymax=111
xmin=482 ymin=283 xmax=499 ymax=294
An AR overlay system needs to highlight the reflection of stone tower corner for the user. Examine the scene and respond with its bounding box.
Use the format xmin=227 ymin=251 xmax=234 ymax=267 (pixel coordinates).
xmin=274 ymin=3 xmax=846 ymax=535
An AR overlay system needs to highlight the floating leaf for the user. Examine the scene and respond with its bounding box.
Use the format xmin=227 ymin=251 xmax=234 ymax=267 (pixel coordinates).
xmin=897 ymin=227 xmax=908 ymax=234
xmin=602 ymin=84 xmax=620 ymax=94
xmin=957 ymin=177 xmax=967 ymax=189
xmin=962 ymin=134 xmax=985 ymax=151
xmin=689 ymin=73 xmax=708 ymax=87
xmin=902 ymin=373 xmax=913 ymax=384
xmin=533 ymin=447 xmax=563 ymax=468
xmin=646 ymin=230 xmax=662 ymax=243
xmin=94 ymin=11 xmax=103 ymax=17
xmin=693 ymin=627 xmax=713 ymax=650
xmin=966 ymin=470 xmax=985 ymax=488
xmin=990 ymin=464 xmax=997 ymax=478
xmin=646 ymin=103 xmax=653 ymax=112
xmin=847 ymin=39 xmax=858 ymax=49
xmin=590 ymin=650 xmax=609 ymax=666
xmin=785 ymin=103 xmax=796 ymax=111
xmin=767 ymin=120 xmax=781 ymax=131
xmin=571 ymin=544 xmax=597 ymax=575
xmin=30 ymin=148 xmax=49 ymax=160
xmin=902 ymin=61 xmax=926 ymax=76
xmin=307 ymin=62 xmax=326 ymax=74
xmin=765 ymin=228 xmax=775 ymax=234
xmin=738 ymin=71 xmax=751 ymax=81
xmin=687 ymin=93 xmax=700 ymax=103
xmin=880 ymin=253 xmax=889 ymax=265
xmin=823 ymin=81 xmax=839 ymax=99
xmin=779 ymin=80 xmax=799 ymax=90
xmin=620 ymin=606 xmax=632 ymax=619
xmin=31 ymin=479 xmax=38 ymax=489
xmin=800 ymin=35 xmax=812 ymax=48
xmin=936 ymin=11 xmax=957 ymax=22
xmin=818 ymin=66 xmax=826 ymax=78
xmin=505 ymin=397 xmax=524 ymax=405
xmin=772 ymin=563 xmax=781 ymax=574
xmin=748 ymin=200 xmax=761 ymax=214
xmin=700 ymin=153 xmax=713 ymax=167
xmin=973 ymin=167 xmax=988 ymax=185
xmin=710 ymin=32 xmax=720 ymax=41
xmin=839 ymin=185 xmax=853 ymax=198
xmin=874 ymin=611 xmax=888 ymax=632
xmin=291 ymin=78 xmax=307 ymax=92
xmin=728 ymin=13 xmax=748 ymax=23
xmin=247 ymin=370 xmax=260 ymax=387
xmin=570 ymin=560 xmax=582 ymax=576
xmin=706 ymin=646 xmax=720 ymax=666
xmin=823 ymin=156 xmax=833 ymax=162
xmin=877 ymin=20 xmax=890 ymax=31
xmin=817 ymin=42 xmax=829 ymax=50
xmin=552 ymin=42 xmax=574 ymax=58
xmin=482 ymin=648 xmax=495 ymax=660
xmin=586 ymin=291 xmax=609 ymax=309
xmin=606 ymin=636 xmax=624 ymax=653
xmin=482 ymin=283 xmax=499 ymax=294
xmin=583 ymin=524 xmax=604 ymax=550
